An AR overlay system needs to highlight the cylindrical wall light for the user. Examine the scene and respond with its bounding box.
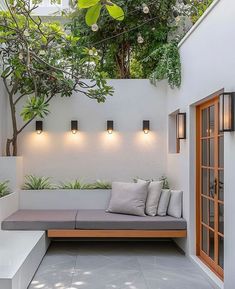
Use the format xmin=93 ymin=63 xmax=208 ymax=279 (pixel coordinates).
xmin=143 ymin=120 xmax=150 ymax=134
xmin=219 ymin=92 xmax=235 ymax=132
xmin=71 ymin=120 xmax=78 ymax=134
xmin=36 ymin=121 xmax=43 ymax=134
xmin=107 ymin=120 xmax=114 ymax=134
xmin=176 ymin=113 xmax=186 ymax=139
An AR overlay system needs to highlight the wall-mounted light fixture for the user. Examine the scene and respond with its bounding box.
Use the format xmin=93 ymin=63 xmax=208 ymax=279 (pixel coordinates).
xmin=107 ymin=120 xmax=114 ymax=134
xmin=219 ymin=92 xmax=235 ymax=132
xmin=71 ymin=120 xmax=78 ymax=134
xmin=143 ymin=120 xmax=150 ymax=134
xmin=36 ymin=121 xmax=43 ymax=134
xmin=176 ymin=113 xmax=186 ymax=139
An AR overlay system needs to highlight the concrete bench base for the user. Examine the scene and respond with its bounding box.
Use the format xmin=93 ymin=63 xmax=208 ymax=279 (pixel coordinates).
xmin=0 ymin=231 xmax=50 ymax=289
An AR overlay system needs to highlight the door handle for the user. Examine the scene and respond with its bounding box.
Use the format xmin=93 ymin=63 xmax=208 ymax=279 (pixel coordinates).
xmin=214 ymin=178 xmax=218 ymax=195
xmin=209 ymin=178 xmax=217 ymax=198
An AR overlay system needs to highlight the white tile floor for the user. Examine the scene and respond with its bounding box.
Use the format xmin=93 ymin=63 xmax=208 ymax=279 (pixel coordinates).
xmin=28 ymin=241 xmax=215 ymax=289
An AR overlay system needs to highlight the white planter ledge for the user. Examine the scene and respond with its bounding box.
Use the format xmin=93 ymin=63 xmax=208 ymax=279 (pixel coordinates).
xmin=0 ymin=192 xmax=19 ymax=224
xmin=0 ymin=231 xmax=50 ymax=289
xmin=20 ymin=189 xmax=111 ymax=210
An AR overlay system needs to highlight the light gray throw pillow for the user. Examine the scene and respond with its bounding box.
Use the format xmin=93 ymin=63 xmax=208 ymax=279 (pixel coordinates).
xmin=107 ymin=182 xmax=149 ymax=216
xmin=167 ymin=190 xmax=183 ymax=218
xmin=137 ymin=179 xmax=163 ymax=216
xmin=157 ymin=189 xmax=171 ymax=216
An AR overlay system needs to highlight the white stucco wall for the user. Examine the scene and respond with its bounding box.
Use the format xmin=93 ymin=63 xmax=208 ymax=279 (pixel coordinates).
xmin=17 ymin=79 xmax=167 ymax=183
xmin=166 ymin=0 xmax=235 ymax=288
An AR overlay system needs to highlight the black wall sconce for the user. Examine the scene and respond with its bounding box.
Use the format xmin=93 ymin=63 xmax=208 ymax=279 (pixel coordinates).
xmin=107 ymin=120 xmax=114 ymax=134
xmin=36 ymin=121 xmax=43 ymax=134
xmin=143 ymin=120 xmax=150 ymax=134
xmin=219 ymin=92 xmax=235 ymax=132
xmin=71 ymin=120 xmax=78 ymax=134
xmin=176 ymin=113 xmax=186 ymax=139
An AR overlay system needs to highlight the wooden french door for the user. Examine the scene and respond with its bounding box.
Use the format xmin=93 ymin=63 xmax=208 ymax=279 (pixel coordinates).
xmin=196 ymin=97 xmax=224 ymax=279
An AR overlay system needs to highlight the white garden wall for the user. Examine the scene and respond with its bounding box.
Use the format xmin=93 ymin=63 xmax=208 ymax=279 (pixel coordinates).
xmin=166 ymin=0 xmax=235 ymax=288
xmin=16 ymin=79 xmax=167 ymax=183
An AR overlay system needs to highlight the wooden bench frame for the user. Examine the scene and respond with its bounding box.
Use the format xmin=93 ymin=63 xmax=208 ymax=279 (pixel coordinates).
xmin=48 ymin=229 xmax=187 ymax=238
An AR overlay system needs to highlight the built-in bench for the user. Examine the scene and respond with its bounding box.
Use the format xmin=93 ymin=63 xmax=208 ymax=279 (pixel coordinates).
xmin=1 ymin=209 xmax=187 ymax=238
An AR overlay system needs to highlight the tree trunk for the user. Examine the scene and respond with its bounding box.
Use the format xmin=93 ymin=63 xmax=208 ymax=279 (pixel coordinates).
xmin=6 ymin=139 xmax=12 ymax=157
xmin=6 ymin=136 xmax=17 ymax=156
xmin=12 ymin=136 xmax=17 ymax=156
xmin=116 ymin=41 xmax=131 ymax=79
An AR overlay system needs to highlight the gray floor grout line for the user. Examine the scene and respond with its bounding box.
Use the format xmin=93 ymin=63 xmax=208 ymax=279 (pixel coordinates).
xmin=136 ymin=255 xmax=150 ymax=289
xmin=70 ymin=254 xmax=80 ymax=287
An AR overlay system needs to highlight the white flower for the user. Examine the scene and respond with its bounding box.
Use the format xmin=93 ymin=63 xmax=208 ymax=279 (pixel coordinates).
xmin=24 ymin=30 xmax=30 ymax=37
xmin=142 ymin=4 xmax=149 ymax=14
xmin=88 ymin=49 xmax=94 ymax=56
xmin=137 ymin=35 xmax=144 ymax=44
xmin=91 ymin=24 xmax=99 ymax=32
xmin=39 ymin=50 xmax=46 ymax=56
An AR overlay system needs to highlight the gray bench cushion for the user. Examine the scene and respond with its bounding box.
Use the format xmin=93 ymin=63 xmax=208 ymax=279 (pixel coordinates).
xmin=1 ymin=210 xmax=77 ymax=230
xmin=76 ymin=210 xmax=187 ymax=230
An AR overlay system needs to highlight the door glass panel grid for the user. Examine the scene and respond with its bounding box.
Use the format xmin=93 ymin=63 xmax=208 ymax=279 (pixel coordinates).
xmin=197 ymin=98 xmax=224 ymax=279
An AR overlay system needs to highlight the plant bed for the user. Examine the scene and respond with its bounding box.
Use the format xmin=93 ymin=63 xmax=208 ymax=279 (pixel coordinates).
xmin=19 ymin=189 xmax=111 ymax=210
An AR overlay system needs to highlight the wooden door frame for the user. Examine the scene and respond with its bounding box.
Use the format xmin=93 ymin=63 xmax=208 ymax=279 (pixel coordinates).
xmin=196 ymin=96 xmax=224 ymax=280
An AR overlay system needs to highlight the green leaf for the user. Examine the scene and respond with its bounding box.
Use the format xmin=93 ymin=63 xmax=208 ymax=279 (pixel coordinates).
xmin=85 ymin=3 xmax=102 ymax=26
xmin=1 ymin=66 xmax=11 ymax=77
xmin=106 ymin=3 xmax=124 ymax=21
xmin=21 ymin=96 xmax=50 ymax=122
xmin=78 ymin=0 xmax=100 ymax=9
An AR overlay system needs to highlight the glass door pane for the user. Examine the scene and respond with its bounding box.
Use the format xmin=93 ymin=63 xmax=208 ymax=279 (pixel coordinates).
xmin=219 ymin=170 xmax=224 ymax=201
xmin=218 ymin=204 xmax=224 ymax=234
xmin=218 ymin=236 xmax=224 ymax=269
xmin=219 ymin=136 xmax=224 ymax=168
xmin=209 ymin=230 xmax=215 ymax=260
xmin=202 ymin=225 xmax=208 ymax=254
xmin=202 ymin=108 xmax=208 ymax=137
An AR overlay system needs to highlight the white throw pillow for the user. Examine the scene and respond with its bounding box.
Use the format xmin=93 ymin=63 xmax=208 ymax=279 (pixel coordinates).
xmin=107 ymin=182 xmax=149 ymax=216
xmin=157 ymin=189 xmax=171 ymax=216
xmin=167 ymin=190 xmax=183 ymax=218
xmin=137 ymin=179 xmax=163 ymax=216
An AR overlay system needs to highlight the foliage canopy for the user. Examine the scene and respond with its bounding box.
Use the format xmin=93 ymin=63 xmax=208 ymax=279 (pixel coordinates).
xmin=0 ymin=0 xmax=114 ymax=156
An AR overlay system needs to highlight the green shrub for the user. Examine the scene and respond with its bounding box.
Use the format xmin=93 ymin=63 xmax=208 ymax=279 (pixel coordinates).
xmin=58 ymin=180 xmax=90 ymax=190
xmin=0 ymin=181 xmax=11 ymax=198
xmin=190 ymin=0 xmax=214 ymax=24
xmin=23 ymin=175 xmax=54 ymax=190
xmin=58 ymin=179 xmax=112 ymax=190
xmin=89 ymin=180 xmax=112 ymax=190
